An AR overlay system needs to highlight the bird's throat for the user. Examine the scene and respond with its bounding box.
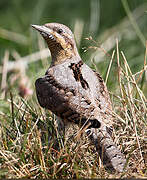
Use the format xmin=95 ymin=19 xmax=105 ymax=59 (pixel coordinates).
xmin=46 ymin=38 xmax=79 ymax=66
xmin=48 ymin=44 xmax=76 ymax=66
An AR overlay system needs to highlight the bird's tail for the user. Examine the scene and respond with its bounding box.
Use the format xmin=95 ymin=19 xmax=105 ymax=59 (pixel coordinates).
xmin=86 ymin=127 xmax=126 ymax=173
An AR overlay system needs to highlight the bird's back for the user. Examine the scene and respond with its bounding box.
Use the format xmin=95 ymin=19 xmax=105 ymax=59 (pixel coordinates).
xmin=35 ymin=57 xmax=113 ymax=128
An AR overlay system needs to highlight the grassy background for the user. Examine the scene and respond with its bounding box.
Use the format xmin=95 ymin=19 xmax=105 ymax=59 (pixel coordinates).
xmin=0 ymin=0 xmax=147 ymax=178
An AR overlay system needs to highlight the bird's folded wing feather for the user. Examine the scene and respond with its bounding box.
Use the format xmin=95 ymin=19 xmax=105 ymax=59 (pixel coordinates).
xmin=35 ymin=59 xmax=112 ymax=127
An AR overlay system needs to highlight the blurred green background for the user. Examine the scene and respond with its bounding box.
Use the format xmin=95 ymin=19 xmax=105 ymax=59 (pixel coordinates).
xmin=0 ymin=0 xmax=147 ymax=96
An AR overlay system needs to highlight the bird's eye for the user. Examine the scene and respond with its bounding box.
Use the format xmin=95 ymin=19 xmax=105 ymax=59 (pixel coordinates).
xmin=57 ymin=28 xmax=63 ymax=34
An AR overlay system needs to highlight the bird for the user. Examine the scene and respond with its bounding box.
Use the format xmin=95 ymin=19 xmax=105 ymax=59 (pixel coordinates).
xmin=32 ymin=22 xmax=126 ymax=172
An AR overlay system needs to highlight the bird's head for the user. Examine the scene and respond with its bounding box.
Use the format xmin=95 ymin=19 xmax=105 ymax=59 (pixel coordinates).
xmin=32 ymin=23 xmax=79 ymax=66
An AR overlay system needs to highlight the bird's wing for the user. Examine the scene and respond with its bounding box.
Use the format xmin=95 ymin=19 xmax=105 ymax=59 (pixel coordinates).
xmin=35 ymin=63 xmax=99 ymax=128
xmin=36 ymin=59 xmax=113 ymax=127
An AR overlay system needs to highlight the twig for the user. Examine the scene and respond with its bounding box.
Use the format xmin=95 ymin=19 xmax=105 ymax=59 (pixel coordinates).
xmin=74 ymin=19 xmax=84 ymax=47
xmin=116 ymin=39 xmax=124 ymax=100
xmin=121 ymin=0 xmax=145 ymax=46
xmin=121 ymin=51 xmax=144 ymax=163
xmin=0 ymin=48 xmax=50 ymax=73
xmin=121 ymin=51 xmax=147 ymax=106
xmin=0 ymin=27 xmax=28 ymax=45
xmin=105 ymin=50 xmax=115 ymax=84
xmin=1 ymin=50 xmax=9 ymax=99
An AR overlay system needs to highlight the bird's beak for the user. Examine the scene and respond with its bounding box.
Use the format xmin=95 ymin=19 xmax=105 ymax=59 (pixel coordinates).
xmin=31 ymin=24 xmax=52 ymax=36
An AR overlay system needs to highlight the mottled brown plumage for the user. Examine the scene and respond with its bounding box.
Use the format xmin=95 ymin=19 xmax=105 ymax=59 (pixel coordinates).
xmin=32 ymin=23 xmax=126 ymax=172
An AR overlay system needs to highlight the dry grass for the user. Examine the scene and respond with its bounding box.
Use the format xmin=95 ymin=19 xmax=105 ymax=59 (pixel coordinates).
xmin=0 ymin=40 xmax=147 ymax=178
